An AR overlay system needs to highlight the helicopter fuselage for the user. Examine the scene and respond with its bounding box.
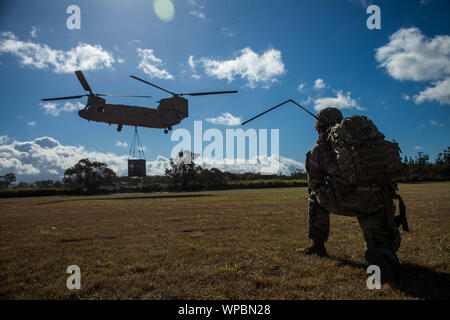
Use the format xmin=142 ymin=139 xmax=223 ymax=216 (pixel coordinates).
xmin=78 ymin=95 xmax=189 ymax=129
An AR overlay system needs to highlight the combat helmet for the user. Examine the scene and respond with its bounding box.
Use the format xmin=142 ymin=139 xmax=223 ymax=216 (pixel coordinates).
xmin=315 ymin=107 xmax=343 ymax=132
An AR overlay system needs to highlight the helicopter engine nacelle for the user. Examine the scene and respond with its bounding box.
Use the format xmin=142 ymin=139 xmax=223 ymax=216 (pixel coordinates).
xmin=158 ymin=96 xmax=189 ymax=118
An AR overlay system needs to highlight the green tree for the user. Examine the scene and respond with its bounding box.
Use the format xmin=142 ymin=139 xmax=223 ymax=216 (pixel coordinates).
xmin=63 ymin=159 xmax=117 ymax=193
xmin=165 ymin=151 xmax=202 ymax=191
xmin=0 ymin=172 xmax=16 ymax=189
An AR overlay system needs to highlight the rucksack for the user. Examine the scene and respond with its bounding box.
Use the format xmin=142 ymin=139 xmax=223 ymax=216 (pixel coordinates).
xmin=327 ymin=115 xmax=402 ymax=186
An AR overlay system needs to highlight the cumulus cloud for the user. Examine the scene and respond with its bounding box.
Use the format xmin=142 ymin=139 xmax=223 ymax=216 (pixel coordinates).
xmin=0 ymin=136 xmax=154 ymax=182
xmin=414 ymin=77 xmax=450 ymax=105
xmin=196 ymin=155 xmax=304 ymax=176
xmin=376 ymin=27 xmax=450 ymax=105
xmin=0 ymin=136 xmax=304 ymax=182
xmin=414 ymin=146 xmax=424 ymax=150
xmin=41 ymin=101 xmax=84 ymax=116
xmin=200 ymin=47 xmax=286 ymax=88
xmin=313 ymin=90 xmax=363 ymax=111
xmin=297 ymin=82 xmax=305 ymax=91
xmin=0 ymin=31 xmax=115 ymax=73
xmin=137 ymin=48 xmax=174 ymax=80
xmin=314 ymin=78 xmax=325 ymax=89
xmin=205 ymin=112 xmax=241 ymax=126
xmin=376 ymin=27 xmax=450 ymax=82
xmin=28 ymin=121 xmax=36 ymax=127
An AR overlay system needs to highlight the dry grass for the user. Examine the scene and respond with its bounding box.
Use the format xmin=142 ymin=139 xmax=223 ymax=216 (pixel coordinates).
xmin=0 ymin=182 xmax=449 ymax=300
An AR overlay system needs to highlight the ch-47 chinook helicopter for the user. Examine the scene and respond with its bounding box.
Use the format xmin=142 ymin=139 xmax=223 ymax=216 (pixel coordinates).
xmin=41 ymin=71 xmax=238 ymax=133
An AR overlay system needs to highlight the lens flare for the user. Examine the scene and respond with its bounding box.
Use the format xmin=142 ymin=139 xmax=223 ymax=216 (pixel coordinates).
xmin=153 ymin=0 xmax=175 ymax=22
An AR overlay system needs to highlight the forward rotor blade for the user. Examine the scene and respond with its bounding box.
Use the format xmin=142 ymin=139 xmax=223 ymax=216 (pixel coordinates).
xmin=41 ymin=95 xmax=87 ymax=101
xmin=75 ymin=70 xmax=93 ymax=93
xmin=97 ymin=94 xmax=152 ymax=98
xmin=180 ymin=90 xmax=238 ymax=96
xmin=130 ymin=75 xmax=176 ymax=96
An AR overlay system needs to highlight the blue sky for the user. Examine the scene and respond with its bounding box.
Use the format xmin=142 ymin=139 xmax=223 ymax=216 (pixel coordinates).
xmin=0 ymin=0 xmax=449 ymax=181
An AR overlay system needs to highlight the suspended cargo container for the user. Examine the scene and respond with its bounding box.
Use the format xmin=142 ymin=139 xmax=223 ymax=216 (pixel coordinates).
xmin=127 ymin=127 xmax=147 ymax=177
xmin=128 ymin=159 xmax=146 ymax=177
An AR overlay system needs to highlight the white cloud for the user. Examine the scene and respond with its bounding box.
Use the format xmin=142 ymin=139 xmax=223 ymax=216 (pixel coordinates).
xmin=414 ymin=146 xmax=423 ymax=150
xmin=188 ymin=55 xmax=196 ymax=70
xmin=314 ymin=78 xmax=325 ymax=89
xmin=200 ymin=47 xmax=286 ymax=88
xmin=128 ymin=40 xmax=142 ymax=46
xmin=188 ymin=55 xmax=201 ymax=79
xmin=429 ymin=119 xmax=444 ymax=127
xmin=28 ymin=121 xmax=36 ymax=127
xmin=41 ymin=101 xmax=84 ymax=116
xmin=188 ymin=0 xmax=206 ymax=20
xmin=313 ymin=90 xmax=364 ymax=111
xmin=0 ymin=31 xmax=115 ymax=73
xmin=375 ymin=27 xmax=450 ymax=82
xmin=137 ymin=48 xmax=174 ymax=80
xmin=301 ymin=96 xmax=313 ymax=105
xmin=402 ymin=93 xmax=411 ymax=100
xmin=0 ymin=136 xmax=304 ymax=182
xmin=0 ymin=136 xmax=168 ymax=182
xmin=190 ymin=10 xmax=206 ymax=19
xmin=30 ymin=26 xmax=38 ymax=38
xmin=0 ymin=135 xmax=9 ymax=145
xmin=376 ymin=27 xmax=450 ymax=106
xmin=414 ymin=77 xmax=450 ymax=105
xmin=205 ymin=112 xmax=241 ymax=126
xmin=116 ymin=141 xmax=128 ymax=148
xmin=297 ymin=82 xmax=305 ymax=91
xmin=222 ymin=27 xmax=235 ymax=37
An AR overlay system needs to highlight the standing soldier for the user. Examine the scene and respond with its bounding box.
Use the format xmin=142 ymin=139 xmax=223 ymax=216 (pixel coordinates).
xmin=301 ymin=107 xmax=408 ymax=284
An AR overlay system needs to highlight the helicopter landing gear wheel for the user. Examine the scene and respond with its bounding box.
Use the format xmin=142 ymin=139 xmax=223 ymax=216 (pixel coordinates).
xmin=164 ymin=129 xmax=169 ymax=134
xmin=168 ymin=126 xmax=172 ymax=131
xmin=117 ymin=124 xmax=123 ymax=132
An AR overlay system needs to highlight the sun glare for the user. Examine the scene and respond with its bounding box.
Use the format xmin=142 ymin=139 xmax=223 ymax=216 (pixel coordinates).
xmin=153 ymin=0 xmax=175 ymax=22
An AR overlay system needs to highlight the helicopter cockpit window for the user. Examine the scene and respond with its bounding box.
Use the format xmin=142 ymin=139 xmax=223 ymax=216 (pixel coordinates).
xmin=97 ymin=107 xmax=104 ymax=112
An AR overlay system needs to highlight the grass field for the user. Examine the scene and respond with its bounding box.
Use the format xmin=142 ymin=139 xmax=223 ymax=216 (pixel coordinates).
xmin=1 ymin=182 xmax=449 ymax=300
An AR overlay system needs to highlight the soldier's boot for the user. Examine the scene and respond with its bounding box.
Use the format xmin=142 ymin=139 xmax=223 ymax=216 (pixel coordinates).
xmin=365 ymin=248 xmax=400 ymax=285
xmin=298 ymin=239 xmax=327 ymax=257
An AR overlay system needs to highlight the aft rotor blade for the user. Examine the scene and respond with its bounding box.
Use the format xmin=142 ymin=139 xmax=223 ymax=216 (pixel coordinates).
xmin=75 ymin=70 xmax=93 ymax=93
xmin=41 ymin=95 xmax=87 ymax=101
xmin=180 ymin=90 xmax=238 ymax=96
xmin=97 ymin=94 xmax=152 ymax=98
xmin=241 ymin=100 xmax=292 ymax=125
xmin=130 ymin=75 xmax=176 ymax=96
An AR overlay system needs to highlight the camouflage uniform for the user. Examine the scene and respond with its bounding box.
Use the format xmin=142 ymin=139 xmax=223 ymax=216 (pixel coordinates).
xmin=305 ymin=108 xmax=401 ymax=271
